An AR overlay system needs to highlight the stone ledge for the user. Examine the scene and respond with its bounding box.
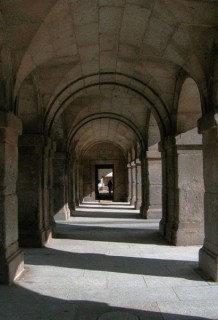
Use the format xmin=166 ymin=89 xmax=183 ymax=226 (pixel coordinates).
xmin=198 ymin=112 xmax=218 ymax=133
xmin=0 ymin=112 xmax=22 ymax=134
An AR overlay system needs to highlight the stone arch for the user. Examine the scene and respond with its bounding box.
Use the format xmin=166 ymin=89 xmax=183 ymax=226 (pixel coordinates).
xmin=67 ymin=112 xmax=146 ymax=154
xmin=176 ymin=77 xmax=202 ymax=134
xmin=43 ymin=73 xmax=173 ymax=138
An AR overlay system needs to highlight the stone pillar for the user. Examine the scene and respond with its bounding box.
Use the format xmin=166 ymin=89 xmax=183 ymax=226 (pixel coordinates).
xmin=75 ymin=162 xmax=80 ymax=206
xmin=160 ymin=131 xmax=204 ymax=245
xmin=159 ymin=136 xmax=175 ymax=241
xmin=173 ymin=131 xmax=204 ymax=245
xmin=67 ymin=155 xmax=76 ymax=213
xmin=140 ymin=154 xmax=148 ymax=218
xmin=147 ymin=150 xmax=162 ymax=219
xmin=18 ymin=134 xmax=54 ymax=247
xmin=69 ymin=157 xmax=77 ymax=210
xmin=130 ymin=161 xmax=136 ymax=207
xmin=127 ymin=164 xmax=132 ymax=203
xmin=79 ymin=164 xmax=83 ymax=203
xmin=48 ymin=142 xmax=56 ymax=232
xmin=53 ymin=153 xmax=70 ymax=221
xmin=0 ymin=111 xmax=24 ymax=284
xmin=135 ymin=158 xmax=142 ymax=210
xmin=198 ymin=113 xmax=218 ymax=281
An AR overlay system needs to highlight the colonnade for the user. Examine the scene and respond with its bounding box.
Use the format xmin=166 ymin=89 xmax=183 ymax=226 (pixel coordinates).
xmin=127 ymin=151 xmax=162 ymax=219
xmin=1 ymin=111 xmax=218 ymax=283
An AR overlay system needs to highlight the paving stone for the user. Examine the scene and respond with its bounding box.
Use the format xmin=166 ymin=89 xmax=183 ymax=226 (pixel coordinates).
xmin=1 ymin=206 xmax=218 ymax=319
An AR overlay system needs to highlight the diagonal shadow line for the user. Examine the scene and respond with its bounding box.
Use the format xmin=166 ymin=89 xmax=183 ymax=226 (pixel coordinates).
xmin=72 ymin=210 xmax=142 ymax=219
xmin=0 ymin=284 xmax=208 ymax=320
xmin=54 ymin=223 xmax=165 ymax=245
xmin=24 ymin=247 xmax=203 ymax=282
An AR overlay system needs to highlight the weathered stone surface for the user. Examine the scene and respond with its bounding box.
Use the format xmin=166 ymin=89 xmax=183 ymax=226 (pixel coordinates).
xmin=0 ymin=113 xmax=23 ymax=284
xmin=0 ymin=0 xmax=218 ymax=287
xmin=18 ymin=136 xmax=54 ymax=247
xmin=160 ymin=135 xmax=204 ymax=246
xmin=198 ymin=122 xmax=218 ymax=280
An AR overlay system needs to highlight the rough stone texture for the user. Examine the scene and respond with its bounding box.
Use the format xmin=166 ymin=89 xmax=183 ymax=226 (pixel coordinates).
xmin=160 ymin=131 xmax=204 ymax=246
xmin=0 ymin=0 xmax=218 ymax=285
xmin=147 ymin=150 xmax=162 ymax=219
xmin=0 ymin=112 xmax=24 ymax=284
xmin=198 ymin=116 xmax=218 ymax=281
xmin=53 ymin=154 xmax=70 ymax=220
xmin=130 ymin=161 xmax=137 ymax=207
xmin=18 ymin=135 xmax=54 ymax=247
xmin=135 ymin=159 xmax=142 ymax=210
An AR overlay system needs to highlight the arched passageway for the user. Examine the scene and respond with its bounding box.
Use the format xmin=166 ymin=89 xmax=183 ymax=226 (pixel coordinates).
xmin=0 ymin=0 xmax=218 ymax=286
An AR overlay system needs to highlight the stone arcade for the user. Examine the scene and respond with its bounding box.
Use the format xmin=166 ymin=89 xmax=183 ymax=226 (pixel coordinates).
xmin=0 ymin=0 xmax=218 ymax=284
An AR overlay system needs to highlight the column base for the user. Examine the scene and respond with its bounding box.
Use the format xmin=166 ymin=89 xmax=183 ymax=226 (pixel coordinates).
xmin=19 ymin=227 xmax=52 ymax=248
xmin=162 ymin=220 xmax=204 ymax=246
xmin=172 ymin=228 xmax=204 ymax=246
xmin=54 ymin=205 xmax=70 ymax=220
xmin=171 ymin=221 xmax=204 ymax=245
xmin=159 ymin=218 xmax=166 ymax=236
xmin=140 ymin=204 xmax=147 ymax=218
xmin=0 ymin=247 xmax=24 ymax=284
xmin=147 ymin=206 xmax=162 ymax=219
xmin=130 ymin=197 xmax=136 ymax=207
xmin=199 ymin=247 xmax=218 ymax=281
xmin=135 ymin=199 xmax=141 ymax=210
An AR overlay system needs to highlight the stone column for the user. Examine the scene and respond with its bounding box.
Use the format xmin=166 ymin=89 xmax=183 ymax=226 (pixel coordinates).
xmin=130 ymin=161 xmax=136 ymax=207
xmin=75 ymin=161 xmax=80 ymax=206
xmin=127 ymin=163 xmax=132 ymax=203
xmin=135 ymin=158 xmax=142 ymax=210
xmin=79 ymin=164 xmax=83 ymax=203
xmin=48 ymin=142 xmax=56 ymax=232
xmin=173 ymin=130 xmax=204 ymax=245
xmin=69 ymin=157 xmax=77 ymax=210
xmin=18 ymin=134 xmax=53 ymax=247
xmin=67 ymin=155 xmax=76 ymax=213
xmin=198 ymin=113 xmax=218 ymax=281
xmin=53 ymin=152 xmax=70 ymax=221
xmin=147 ymin=150 xmax=162 ymax=219
xmin=140 ymin=154 xmax=148 ymax=218
xmin=160 ymin=131 xmax=204 ymax=245
xmin=159 ymin=136 xmax=175 ymax=241
xmin=0 ymin=111 xmax=24 ymax=284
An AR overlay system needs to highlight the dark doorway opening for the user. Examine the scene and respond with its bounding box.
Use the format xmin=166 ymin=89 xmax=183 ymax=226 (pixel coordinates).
xmin=95 ymin=165 xmax=114 ymax=201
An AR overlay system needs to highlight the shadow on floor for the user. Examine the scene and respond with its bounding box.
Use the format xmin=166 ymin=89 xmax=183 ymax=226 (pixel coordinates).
xmin=23 ymin=246 xmax=202 ymax=281
xmin=54 ymin=223 xmax=165 ymax=245
xmin=0 ymin=284 xmax=208 ymax=320
xmin=72 ymin=210 xmax=142 ymax=219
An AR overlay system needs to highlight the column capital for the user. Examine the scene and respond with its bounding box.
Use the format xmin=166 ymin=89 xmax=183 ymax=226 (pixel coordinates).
xmin=0 ymin=111 xmax=22 ymax=134
xmin=158 ymin=136 xmax=175 ymax=152
xmin=159 ymin=130 xmax=202 ymax=152
xmin=131 ymin=160 xmax=136 ymax=167
xmin=19 ymin=134 xmax=55 ymax=150
xmin=198 ymin=112 xmax=218 ymax=134
xmin=135 ymin=158 xmax=141 ymax=166
xmin=146 ymin=150 xmax=161 ymax=159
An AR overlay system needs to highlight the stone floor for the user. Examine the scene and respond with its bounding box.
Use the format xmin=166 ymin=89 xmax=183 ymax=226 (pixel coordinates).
xmin=1 ymin=203 xmax=218 ymax=320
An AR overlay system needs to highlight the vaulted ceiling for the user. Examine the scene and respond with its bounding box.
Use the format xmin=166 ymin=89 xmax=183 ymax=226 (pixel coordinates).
xmin=0 ymin=0 xmax=217 ymax=156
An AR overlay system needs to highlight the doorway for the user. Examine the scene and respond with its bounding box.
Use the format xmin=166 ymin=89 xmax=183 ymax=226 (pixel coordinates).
xmin=95 ymin=165 xmax=114 ymax=201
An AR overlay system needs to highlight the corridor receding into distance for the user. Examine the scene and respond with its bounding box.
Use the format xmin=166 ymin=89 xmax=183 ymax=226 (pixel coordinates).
xmin=1 ymin=1 xmax=218 ymax=319
xmin=1 ymin=202 xmax=218 ymax=320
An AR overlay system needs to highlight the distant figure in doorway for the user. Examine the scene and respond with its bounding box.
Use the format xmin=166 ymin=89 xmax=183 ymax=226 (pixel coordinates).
xmin=108 ymin=180 xmax=113 ymax=194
